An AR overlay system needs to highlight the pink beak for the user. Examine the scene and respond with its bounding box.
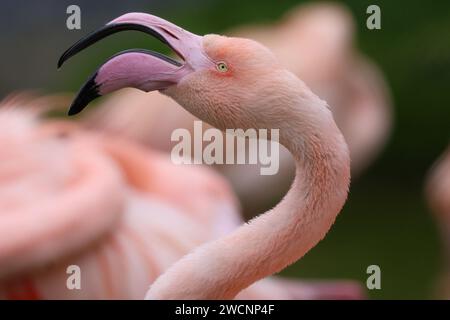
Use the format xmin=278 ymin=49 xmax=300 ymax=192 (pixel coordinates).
xmin=58 ymin=13 xmax=210 ymax=116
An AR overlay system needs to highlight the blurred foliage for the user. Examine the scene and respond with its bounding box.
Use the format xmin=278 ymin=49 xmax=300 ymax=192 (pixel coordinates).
xmin=50 ymin=0 xmax=449 ymax=299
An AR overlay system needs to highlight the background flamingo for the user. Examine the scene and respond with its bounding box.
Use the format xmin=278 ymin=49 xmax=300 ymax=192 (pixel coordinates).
xmin=0 ymin=93 xmax=241 ymax=298
xmin=81 ymin=3 xmax=392 ymax=215
xmin=426 ymin=147 xmax=450 ymax=299
xmin=57 ymin=12 xmax=354 ymax=299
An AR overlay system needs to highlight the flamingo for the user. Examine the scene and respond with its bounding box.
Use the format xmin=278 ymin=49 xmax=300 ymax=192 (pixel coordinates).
xmin=0 ymin=94 xmax=240 ymax=298
xmin=426 ymin=147 xmax=450 ymax=298
xmin=82 ymin=3 xmax=391 ymax=215
xmin=57 ymin=12 xmax=353 ymax=299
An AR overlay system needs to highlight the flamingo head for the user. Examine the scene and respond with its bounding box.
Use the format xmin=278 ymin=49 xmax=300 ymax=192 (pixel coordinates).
xmin=58 ymin=13 xmax=295 ymax=131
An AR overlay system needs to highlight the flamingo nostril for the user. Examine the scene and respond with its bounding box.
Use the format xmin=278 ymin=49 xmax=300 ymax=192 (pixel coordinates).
xmin=159 ymin=26 xmax=180 ymax=40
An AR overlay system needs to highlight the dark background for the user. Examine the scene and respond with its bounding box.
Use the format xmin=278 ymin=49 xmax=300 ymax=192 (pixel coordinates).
xmin=1 ymin=0 xmax=449 ymax=299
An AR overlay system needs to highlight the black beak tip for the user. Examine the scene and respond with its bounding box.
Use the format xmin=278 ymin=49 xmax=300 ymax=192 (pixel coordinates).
xmin=67 ymin=72 xmax=101 ymax=116
xmin=57 ymin=51 xmax=70 ymax=69
xmin=67 ymin=106 xmax=81 ymax=116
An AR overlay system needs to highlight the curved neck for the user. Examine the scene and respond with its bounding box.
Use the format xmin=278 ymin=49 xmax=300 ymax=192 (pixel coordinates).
xmin=147 ymin=91 xmax=350 ymax=300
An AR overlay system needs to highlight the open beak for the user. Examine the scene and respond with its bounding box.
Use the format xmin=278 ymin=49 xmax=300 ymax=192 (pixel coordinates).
xmin=58 ymin=13 xmax=211 ymax=116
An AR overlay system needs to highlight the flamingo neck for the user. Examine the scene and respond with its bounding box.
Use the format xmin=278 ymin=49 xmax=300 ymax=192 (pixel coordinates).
xmin=147 ymin=90 xmax=350 ymax=300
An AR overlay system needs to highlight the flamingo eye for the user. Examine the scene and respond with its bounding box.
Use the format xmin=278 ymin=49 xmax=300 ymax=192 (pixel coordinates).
xmin=216 ymin=62 xmax=228 ymax=73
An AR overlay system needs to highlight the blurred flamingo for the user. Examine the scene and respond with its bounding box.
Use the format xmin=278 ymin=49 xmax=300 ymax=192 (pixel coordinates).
xmin=426 ymin=146 xmax=450 ymax=298
xmin=0 ymin=93 xmax=240 ymax=298
xmin=57 ymin=12 xmax=356 ymax=299
xmin=82 ymin=3 xmax=392 ymax=214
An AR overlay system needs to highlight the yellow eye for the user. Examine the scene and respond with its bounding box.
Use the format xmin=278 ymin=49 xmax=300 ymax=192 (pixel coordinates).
xmin=216 ymin=62 xmax=228 ymax=72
